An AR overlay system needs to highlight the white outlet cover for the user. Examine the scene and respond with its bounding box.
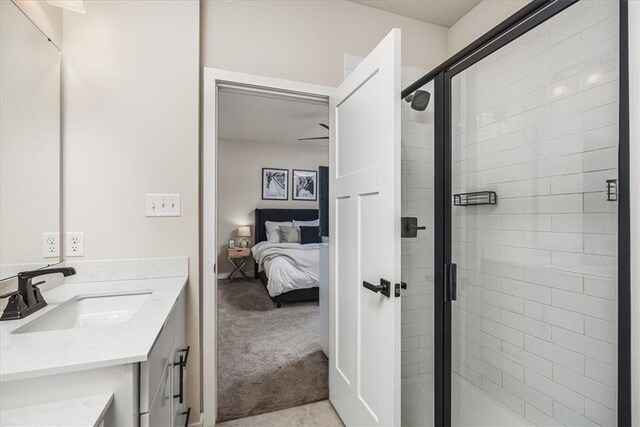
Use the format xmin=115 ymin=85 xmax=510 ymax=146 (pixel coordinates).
xmin=65 ymin=232 xmax=85 ymax=257
xmin=42 ymin=232 xmax=60 ymax=258
xmin=145 ymin=194 xmax=181 ymax=217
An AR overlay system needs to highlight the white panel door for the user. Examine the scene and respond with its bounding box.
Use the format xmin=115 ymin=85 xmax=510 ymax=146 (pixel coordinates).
xmin=329 ymin=28 xmax=401 ymax=426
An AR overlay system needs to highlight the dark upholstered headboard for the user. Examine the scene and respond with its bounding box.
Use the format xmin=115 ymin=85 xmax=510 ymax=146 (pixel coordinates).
xmin=254 ymin=208 xmax=319 ymax=244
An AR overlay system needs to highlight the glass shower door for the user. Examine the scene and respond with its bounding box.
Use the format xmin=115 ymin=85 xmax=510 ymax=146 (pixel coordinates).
xmin=449 ymin=1 xmax=620 ymax=425
xmin=401 ymin=78 xmax=435 ymax=427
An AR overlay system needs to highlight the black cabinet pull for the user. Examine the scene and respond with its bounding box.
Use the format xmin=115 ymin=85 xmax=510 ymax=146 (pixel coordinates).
xmin=181 ymin=407 xmax=191 ymax=427
xmin=363 ymin=279 xmax=391 ymax=298
xmin=180 ymin=345 xmax=190 ymax=366
xmin=173 ymin=346 xmax=190 ymax=404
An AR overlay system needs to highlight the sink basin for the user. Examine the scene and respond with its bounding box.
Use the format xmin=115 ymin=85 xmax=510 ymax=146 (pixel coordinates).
xmin=12 ymin=291 xmax=152 ymax=334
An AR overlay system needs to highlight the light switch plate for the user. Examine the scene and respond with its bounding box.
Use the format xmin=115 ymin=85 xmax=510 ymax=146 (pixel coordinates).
xmin=65 ymin=232 xmax=85 ymax=257
xmin=145 ymin=194 xmax=181 ymax=217
xmin=42 ymin=232 xmax=60 ymax=258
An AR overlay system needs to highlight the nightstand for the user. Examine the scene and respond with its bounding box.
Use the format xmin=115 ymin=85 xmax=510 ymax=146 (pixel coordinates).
xmin=227 ymin=247 xmax=251 ymax=282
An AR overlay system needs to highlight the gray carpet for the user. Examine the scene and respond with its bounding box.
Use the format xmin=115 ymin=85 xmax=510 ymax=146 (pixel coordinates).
xmin=217 ymin=279 xmax=328 ymax=422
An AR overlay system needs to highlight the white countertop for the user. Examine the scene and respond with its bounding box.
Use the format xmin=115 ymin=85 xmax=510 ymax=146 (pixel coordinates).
xmin=0 ymin=276 xmax=186 ymax=382
xmin=0 ymin=393 xmax=114 ymax=427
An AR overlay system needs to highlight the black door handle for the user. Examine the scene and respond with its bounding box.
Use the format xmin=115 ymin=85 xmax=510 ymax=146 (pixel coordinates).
xmin=363 ymin=279 xmax=391 ymax=298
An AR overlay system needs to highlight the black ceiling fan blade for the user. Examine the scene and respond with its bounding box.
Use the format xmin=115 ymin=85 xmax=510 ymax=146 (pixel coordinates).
xmin=298 ymin=136 xmax=329 ymax=141
xmin=318 ymin=123 xmax=329 ymax=130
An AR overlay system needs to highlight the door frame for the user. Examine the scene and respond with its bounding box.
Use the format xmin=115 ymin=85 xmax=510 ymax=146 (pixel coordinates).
xmin=406 ymin=0 xmax=631 ymax=425
xmin=202 ymin=68 xmax=333 ymax=426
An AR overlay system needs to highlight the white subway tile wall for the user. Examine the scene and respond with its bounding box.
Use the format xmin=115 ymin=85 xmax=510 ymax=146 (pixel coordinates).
xmin=400 ymin=72 xmax=435 ymax=384
xmin=451 ymin=1 xmax=618 ymax=426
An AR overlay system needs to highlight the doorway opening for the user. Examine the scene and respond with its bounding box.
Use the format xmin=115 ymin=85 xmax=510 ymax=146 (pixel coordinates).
xmin=215 ymin=86 xmax=330 ymax=422
xmin=202 ymin=70 xmax=334 ymax=426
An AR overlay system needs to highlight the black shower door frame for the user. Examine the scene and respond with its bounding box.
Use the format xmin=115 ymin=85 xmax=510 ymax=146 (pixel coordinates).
xmin=404 ymin=0 xmax=631 ymax=425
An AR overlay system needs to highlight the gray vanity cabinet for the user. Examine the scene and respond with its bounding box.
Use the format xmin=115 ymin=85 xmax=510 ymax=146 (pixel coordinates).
xmin=0 ymin=283 xmax=187 ymax=427
xmin=140 ymin=289 xmax=188 ymax=427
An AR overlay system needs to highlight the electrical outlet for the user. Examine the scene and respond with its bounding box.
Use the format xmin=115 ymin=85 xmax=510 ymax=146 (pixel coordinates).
xmin=65 ymin=232 xmax=85 ymax=257
xmin=42 ymin=232 xmax=60 ymax=258
xmin=145 ymin=194 xmax=181 ymax=217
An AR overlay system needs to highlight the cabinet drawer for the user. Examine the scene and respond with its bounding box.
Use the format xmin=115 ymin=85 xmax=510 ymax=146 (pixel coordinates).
xmin=140 ymin=360 xmax=172 ymax=427
xmin=173 ymin=406 xmax=191 ymax=427
xmin=172 ymin=292 xmax=188 ymax=424
xmin=140 ymin=304 xmax=175 ymax=413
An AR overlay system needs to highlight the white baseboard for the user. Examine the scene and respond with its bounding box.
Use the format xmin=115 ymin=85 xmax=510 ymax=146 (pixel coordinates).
xmin=188 ymin=411 xmax=203 ymax=426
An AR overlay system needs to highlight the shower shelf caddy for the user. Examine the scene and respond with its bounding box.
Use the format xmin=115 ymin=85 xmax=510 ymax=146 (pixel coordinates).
xmin=453 ymin=191 xmax=497 ymax=207
xmin=606 ymin=179 xmax=617 ymax=202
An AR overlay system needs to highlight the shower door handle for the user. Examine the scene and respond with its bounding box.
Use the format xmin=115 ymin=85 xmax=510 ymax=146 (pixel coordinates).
xmin=445 ymin=263 xmax=457 ymax=302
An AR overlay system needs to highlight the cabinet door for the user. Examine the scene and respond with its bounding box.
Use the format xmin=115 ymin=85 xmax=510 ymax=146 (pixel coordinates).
xmin=141 ymin=361 xmax=172 ymax=427
xmin=172 ymin=291 xmax=187 ymax=424
xmin=319 ymin=243 xmax=329 ymax=356
xmin=172 ymin=368 xmax=189 ymax=427
xmin=140 ymin=306 xmax=175 ymax=413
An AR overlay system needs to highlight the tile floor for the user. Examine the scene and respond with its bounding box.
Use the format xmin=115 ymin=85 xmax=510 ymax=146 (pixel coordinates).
xmin=216 ymin=400 xmax=344 ymax=427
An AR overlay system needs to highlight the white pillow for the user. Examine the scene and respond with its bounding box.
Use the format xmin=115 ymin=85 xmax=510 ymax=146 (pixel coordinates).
xmin=293 ymin=219 xmax=319 ymax=228
xmin=265 ymin=221 xmax=293 ymax=242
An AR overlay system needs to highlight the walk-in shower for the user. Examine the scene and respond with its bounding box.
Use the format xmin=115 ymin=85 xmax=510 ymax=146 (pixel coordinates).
xmin=401 ymin=0 xmax=630 ymax=426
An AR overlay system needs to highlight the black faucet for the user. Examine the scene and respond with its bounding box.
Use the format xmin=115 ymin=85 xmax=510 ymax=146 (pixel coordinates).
xmin=0 ymin=267 xmax=76 ymax=321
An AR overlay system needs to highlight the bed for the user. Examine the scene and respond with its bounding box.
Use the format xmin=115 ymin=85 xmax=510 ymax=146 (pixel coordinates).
xmin=253 ymin=208 xmax=320 ymax=307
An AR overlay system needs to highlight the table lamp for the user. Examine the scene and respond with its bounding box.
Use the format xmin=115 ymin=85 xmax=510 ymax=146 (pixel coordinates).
xmin=237 ymin=226 xmax=251 ymax=248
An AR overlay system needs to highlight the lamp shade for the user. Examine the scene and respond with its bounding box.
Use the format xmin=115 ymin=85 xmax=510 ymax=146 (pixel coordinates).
xmin=237 ymin=226 xmax=251 ymax=237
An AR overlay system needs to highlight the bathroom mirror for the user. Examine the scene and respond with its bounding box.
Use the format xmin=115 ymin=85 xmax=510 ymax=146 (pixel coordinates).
xmin=0 ymin=1 xmax=62 ymax=280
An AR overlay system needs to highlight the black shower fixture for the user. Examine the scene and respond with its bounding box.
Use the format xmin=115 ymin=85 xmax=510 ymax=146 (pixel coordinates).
xmin=405 ymin=89 xmax=431 ymax=111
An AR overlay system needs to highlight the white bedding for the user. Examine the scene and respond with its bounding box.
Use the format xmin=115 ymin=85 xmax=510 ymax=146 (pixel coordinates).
xmin=251 ymin=241 xmax=319 ymax=297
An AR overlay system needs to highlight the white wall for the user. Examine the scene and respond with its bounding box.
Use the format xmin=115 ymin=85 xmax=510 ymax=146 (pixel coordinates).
xmin=448 ymin=0 xmax=531 ymax=56
xmin=629 ymin=0 xmax=640 ymax=422
xmin=61 ymin=0 xmax=201 ymax=417
xmin=450 ymin=2 xmax=620 ymax=425
xmin=201 ymin=0 xmax=449 ymax=88
xmin=12 ymin=0 xmax=62 ymax=49
xmin=217 ymin=139 xmax=328 ymax=274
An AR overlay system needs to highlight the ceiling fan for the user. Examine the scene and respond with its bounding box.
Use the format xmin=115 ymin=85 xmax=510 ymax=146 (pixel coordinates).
xmin=298 ymin=123 xmax=329 ymax=141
